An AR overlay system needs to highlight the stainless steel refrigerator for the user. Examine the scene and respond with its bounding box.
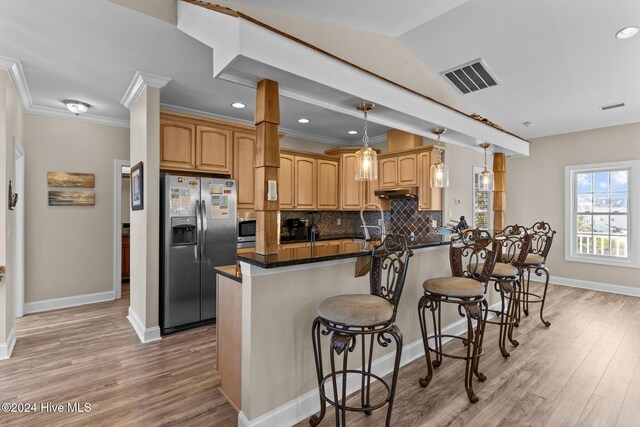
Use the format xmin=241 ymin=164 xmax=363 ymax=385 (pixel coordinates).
xmin=160 ymin=175 xmax=237 ymax=333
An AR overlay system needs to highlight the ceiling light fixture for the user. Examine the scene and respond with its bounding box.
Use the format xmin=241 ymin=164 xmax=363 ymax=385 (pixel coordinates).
xmin=523 ymin=121 xmax=533 ymax=127
xmin=430 ymin=128 xmax=449 ymax=188
xmin=348 ymin=130 xmax=359 ymax=135
xmin=231 ymin=102 xmax=246 ymax=109
xmin=297 ymin=118 xmax=310 ymax=124
xmin=63 ymin=100 xmax=91 ymax=116
xmin=354 ymin=103 xmax=377 ymax=181
xmin=479 ymin=142 xmax=492 ymax=191
xmin=616 ymin=26 xmax=638 ymax=39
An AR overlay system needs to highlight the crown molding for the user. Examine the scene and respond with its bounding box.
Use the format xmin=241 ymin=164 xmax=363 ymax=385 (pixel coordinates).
xmin=0 ymin=56 xmax=32 ymax=111
xmin=121 ymin=71 xmax=172 ymax=110
xmin=27 ymin=105 xmax=129 ymax=128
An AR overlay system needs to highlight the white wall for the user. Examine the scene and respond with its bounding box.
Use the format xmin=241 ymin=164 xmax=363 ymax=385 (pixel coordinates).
xmin=443 ymin=144 xmax=488 ymax=226
xmin=22 ymin=114 xmax=129 ymax=302
xmin=507 ymin=122 xmax=640 ymax=289
xmin=280 ymin=135 xmax=336 ymax=154
xmin=121 ymin=177 xmax=130 ymax=224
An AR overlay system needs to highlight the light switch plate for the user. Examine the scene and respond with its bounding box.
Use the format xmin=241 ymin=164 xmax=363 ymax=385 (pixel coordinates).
xmin=267 ymin=180 xmax=277 ymax=201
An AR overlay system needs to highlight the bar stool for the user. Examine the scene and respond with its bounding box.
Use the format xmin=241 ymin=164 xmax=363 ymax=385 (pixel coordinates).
xmin=521 ymin=221 xmax=556 ymax=327
xmin=309 ymin=234 xmax=413 ymax=427
xmin=484 ymin=225 xmax=531 ymax=358
xmin=418 ymin=229 xmax=497 ymax=403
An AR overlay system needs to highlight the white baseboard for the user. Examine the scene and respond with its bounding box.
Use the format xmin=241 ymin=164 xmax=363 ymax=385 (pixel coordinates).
xmin=0 ymin=323 xmax=16 ymax=360
xmin=550 ymin=275 xmax=640 ymax=297
xmin=24 ymin=290 xmax=115 ymax=314
xmin=127 ymin=306 xmax=162 ymax=344
xmin=238 ymin=302 xmax=500 ymax=427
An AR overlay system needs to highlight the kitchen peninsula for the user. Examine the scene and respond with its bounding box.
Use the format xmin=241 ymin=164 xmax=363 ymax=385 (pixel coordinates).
xmin=214 ymin=238 xmax=502 ymax=424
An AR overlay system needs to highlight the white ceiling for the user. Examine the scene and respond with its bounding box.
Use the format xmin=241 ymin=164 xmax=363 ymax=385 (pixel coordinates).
xmin=0 ymin=0 xmax=390 ymax=145
xmin=219 ymin=0 xmax=470 ymax=37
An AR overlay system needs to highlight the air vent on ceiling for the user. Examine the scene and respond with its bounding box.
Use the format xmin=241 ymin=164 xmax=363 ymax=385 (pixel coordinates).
xmin=441 ymin=59 xmax=499 ymax=95
xmin=600 ymin=102 xmax=625 ymax=111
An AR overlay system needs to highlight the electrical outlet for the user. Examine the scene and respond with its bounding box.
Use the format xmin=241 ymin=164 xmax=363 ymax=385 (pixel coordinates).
xmin=432 ymin=219 xmax=437 ymax=228
xmin=377 ymin=219 xmax=381 ymax=226
xmin=336 ymin=218 xmax=341 ymax=226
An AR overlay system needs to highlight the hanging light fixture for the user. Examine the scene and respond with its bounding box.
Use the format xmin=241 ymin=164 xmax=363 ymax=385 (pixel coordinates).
xmin=430 ymin=128 xmax=449 ymax=188
xmin=354 ymin=103 xmax=377 ymax=181
xmin=63 ymin=100 xmax=91 ymax=116
xmin=479 ymin=142 xmax=493 ymax=191
xmin=479 ymin=143 xmax=493 ymax=191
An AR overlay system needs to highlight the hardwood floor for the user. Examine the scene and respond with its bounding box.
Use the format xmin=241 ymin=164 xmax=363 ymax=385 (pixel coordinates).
xmin=1 ymin=282 xmax=638 ymax=426
xmin=296 ymin=282 xmax=640 ymax=427
xmin=0 ymin=285 xmax=237 ymax=427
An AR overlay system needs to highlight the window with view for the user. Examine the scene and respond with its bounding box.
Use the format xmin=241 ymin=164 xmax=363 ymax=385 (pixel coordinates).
xmin=565 ymin=161 xmax=640 ymax=268
xmin=473 ymin=167 xmax=492 ymax=230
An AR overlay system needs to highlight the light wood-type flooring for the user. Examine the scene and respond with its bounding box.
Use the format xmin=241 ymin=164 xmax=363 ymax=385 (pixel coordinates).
xmin=1 ymin=282 xmax=638 ymax=426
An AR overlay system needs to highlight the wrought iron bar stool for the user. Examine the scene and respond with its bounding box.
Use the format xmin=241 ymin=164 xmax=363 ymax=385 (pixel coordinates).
xmin=418 ymin=229 xmax=497 ymax=403
xmin=520 ymin=221 xmax=556 ymax=327
xmin=309 ymin=234 xmax=413 ymax=427
xmin=484 ymin=225 xmax=531 ymax=358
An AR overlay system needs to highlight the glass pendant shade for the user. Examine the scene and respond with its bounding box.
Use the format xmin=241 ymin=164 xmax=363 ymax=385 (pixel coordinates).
xmin=355 ymin=146 xmax=377 ymax=181
xmin=480 ymin=169 xmax=493 ymax=191
xmin=430 ymin=162 xmax=449 ymax=188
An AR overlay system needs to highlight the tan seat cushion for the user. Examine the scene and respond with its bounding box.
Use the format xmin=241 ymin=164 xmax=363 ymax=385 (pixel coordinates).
xmin=523 ymin=253 xmax=544 ymax=265
xmin=422 ymin=277 xmax=485 ymax=298
xmin=479 ymin=262 xmax=519 ymax=278
xmin=318 ymin=294 xmax=394 ymax=326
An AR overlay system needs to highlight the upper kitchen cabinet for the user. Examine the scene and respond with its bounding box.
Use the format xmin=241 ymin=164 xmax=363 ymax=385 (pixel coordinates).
xmin=317 ymin=159 xmax=339 ymax=210
xmin=379 ymin=157 xmax=398 ymax=189
xmin=196 ymin=125 xmax=232 ymax=174
xmin=160 ymin=119 xmax=196 ymax=170
xmin=294 ymin=156 xmax=317 ymax=210
xmin=279 ymin=153 xmax=295 ymax=209
xmin=233 ymin=132 xmax=256 ymax=210
xmin=379 ymin=153 xmax=418 ymax=188
xmin=397 ymin=154 xmax=418 ymax=186
xmin=418 ymin=151 xmax=442 ymax=210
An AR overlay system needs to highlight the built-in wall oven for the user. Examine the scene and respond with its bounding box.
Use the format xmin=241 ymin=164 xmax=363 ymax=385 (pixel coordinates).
xmin=237 ymin=211 xmax=256 ymax=248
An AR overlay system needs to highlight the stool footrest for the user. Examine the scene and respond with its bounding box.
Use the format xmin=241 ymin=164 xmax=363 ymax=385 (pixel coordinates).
xmin=319 ymin=369 xmax=391 ymax=412
xmin=426 ymin=335 xmax=485 ymax=361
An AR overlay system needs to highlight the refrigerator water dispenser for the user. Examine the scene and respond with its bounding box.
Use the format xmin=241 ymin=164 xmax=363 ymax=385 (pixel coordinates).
xmin=171 ymin=217 xmax=197 ymax=245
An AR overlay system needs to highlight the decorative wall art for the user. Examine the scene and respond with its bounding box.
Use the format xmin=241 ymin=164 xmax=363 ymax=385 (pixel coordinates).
xmin=47 ymin=172 xmax=95 ymax=188
xmin=47 ymin=171 xmax=95 ymax=206
xmin=130 ymin=162 xmax=144 ymax=211
xmin=48 ymin=191 xmax=95 ymax=206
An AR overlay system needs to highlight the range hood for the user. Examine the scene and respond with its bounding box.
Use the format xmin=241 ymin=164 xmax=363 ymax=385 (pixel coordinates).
xmin=374 ymin=187 xmax=418 ymax=199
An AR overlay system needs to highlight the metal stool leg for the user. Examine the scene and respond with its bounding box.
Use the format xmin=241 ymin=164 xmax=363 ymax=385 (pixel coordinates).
xmin=384 ymin=325 xmax=403 ymax=427
xmin=473 ymin=300 xmax=488 ymax=382
xmin=361 ymin=331 xmax=375 ymax=416
xmin=329 ymin=332 xmax=352 ymax=426
xmin=463 ymin=302 xmax=482 ymax=403
xmin=309 ymin=318 xmax=326 ymax=427
xmin=523 ymin=268 xmax=531 ymax=316
xmin=496 ymin=282 xmax=510 ymax=358
xmin=507 ymin=279 xmax=520 ymax=347
xmin=418 ymin=295 xmax=434 ymax=388
xmin=538 ymin=266 xmax=551 ymax=327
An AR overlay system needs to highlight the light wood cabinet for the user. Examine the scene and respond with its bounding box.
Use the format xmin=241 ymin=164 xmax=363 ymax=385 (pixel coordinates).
xmin=233 ymin=132 xmax=256 ymax=210
xmin=365 ymin=175 xmax=391 ymax=211
xmin=196 ymin=125 xmax=232 ymax=174
xmin=340 ymin=153 xmax=365 ymax=210
xmin=294 ymin=157 xmax=317 ymax=209
xmin=279 ymin=154 xmax=295 ymax=209
xmin=121 ymin=235 xmax=130 ymax=279
xmin=314 ymin=241 xmax=341 ymax=256
xmin=379 ymin=157 xmax=398 ymax=188
xmin=317 ymin=160 xmax=339 ymax=210
xmin=237 ymin=247 xmax=255 ymax=256
xmin=342 ymin=239 xmax=365 ymax=253
xmin=418 ymin=151 xmax=442 ymax=210
xmin=397 ymin=154 xmax=418 ymax=186
xmin=160 ymin=119 xmax=196 ymax=170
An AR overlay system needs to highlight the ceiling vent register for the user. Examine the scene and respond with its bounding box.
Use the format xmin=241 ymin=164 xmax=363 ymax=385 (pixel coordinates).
xmin=441 ymin=59 xmax=499 ymax=94
xmin=600 ymin=102 xmax=625 ymax=111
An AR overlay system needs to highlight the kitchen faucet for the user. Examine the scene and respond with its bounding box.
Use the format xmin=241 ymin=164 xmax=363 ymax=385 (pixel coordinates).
xmin=360 ymin=203 xmax=386 ymax=249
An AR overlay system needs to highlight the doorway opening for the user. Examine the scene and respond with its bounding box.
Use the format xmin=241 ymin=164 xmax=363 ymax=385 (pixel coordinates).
xmin=113 ymin=159 xmax=130 ymax=301
xmin=13 ymin=138 xmax=25 ymax=318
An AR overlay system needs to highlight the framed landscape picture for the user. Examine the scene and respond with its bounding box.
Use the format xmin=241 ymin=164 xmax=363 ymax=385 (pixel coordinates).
xmin=48 ymin=191 xmax=95 ymax=206
xmin=48 ymin=172 xmax=95 ymax=188
xmin=131 ymin=161 xmax=144 ymax=211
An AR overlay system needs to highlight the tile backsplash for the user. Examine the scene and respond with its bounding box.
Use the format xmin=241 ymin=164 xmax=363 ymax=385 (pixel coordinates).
xmin=281 ymin=199 xmax=441 ymax=242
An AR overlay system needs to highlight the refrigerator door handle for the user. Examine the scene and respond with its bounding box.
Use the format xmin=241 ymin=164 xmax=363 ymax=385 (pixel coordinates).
xmin=201 ymin=200 xmax=208 ymax=256
xmin=195 ymin=199 xmax=201 ymax=260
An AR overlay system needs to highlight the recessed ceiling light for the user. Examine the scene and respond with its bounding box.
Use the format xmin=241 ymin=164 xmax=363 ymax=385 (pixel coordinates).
xmin=63 ymin=100 xmax=91 ymax=116
xmin=231 ymin=102 xmax=246 ymax=109
xmin=523 ymin=121 xmax=533 ymax=127
xmin=297 ymin=118 xmax=310 ymax=123
xmin=348 ymin=130 xmax=359 ymax=135
xmin=616 ymin=26 xmax=638 ymax=39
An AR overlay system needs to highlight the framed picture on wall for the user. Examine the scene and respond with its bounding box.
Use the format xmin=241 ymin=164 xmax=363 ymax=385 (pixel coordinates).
xmin=131 ymin=161 xmax=144 ymax=211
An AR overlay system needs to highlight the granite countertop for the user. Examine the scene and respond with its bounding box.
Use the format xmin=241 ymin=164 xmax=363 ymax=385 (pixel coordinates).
xmin=238 ymin=236 xmax=447 ymax=269
xmin=213 ymin=264 xmax=242 ymax=283
xmin=279 ymin=234 xmax=367 ymax=244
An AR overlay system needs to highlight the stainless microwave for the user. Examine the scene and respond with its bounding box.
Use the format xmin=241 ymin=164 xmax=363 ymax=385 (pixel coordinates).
xmin=237 ymin=211 xmax=256 ymax=248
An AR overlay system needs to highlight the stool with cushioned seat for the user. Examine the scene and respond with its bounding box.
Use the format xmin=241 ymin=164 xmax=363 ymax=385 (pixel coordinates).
xmin=309 ymin=235 xmax=413 ymax=427
xmin=417 ymin=229 xmax=497 ymax=403
xmin=521 ymin=221 xmax=556 ymax=327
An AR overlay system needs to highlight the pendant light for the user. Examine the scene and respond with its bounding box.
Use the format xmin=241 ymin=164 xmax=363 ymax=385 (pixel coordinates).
xmin=479 ymin=142 xmax=492 ymax=191
xmin=354 ymin=103 xmax=377 ymax=181
xmin=430 ymin=128 xmax=449 ymax=188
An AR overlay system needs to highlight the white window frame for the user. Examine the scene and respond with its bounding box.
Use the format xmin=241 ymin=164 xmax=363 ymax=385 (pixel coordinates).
xmin=472 ymin=166 xmax=493 ymax=231
xmin=564 ymin=160 xmax=640 ymax=268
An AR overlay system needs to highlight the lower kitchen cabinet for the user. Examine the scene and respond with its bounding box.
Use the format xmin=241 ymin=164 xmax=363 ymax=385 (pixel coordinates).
xmin=121 ymin=235 xmax=130 ymax=279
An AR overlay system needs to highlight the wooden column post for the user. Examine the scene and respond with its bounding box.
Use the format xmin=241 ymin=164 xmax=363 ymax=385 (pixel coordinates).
xmin=254 ymin=79 xmax=280 ymax=255
xmin=493 ymin=152 xmax=506 ymax=232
